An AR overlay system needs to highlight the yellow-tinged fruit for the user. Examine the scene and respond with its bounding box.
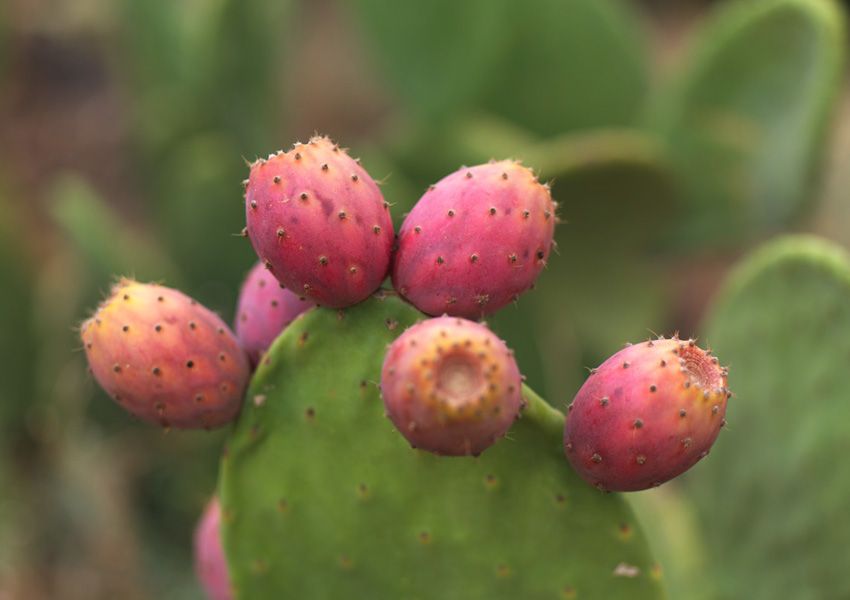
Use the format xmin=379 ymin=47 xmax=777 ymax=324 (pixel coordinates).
xmin=80 ymin=279 xmax=250 ymax=429
xmin=380 ymin=315 xmax=523 ymax=456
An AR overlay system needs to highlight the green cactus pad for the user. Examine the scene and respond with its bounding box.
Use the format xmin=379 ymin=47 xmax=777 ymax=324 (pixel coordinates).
xmin=219 ymin=294 xmax=663 ymax=599
xmin=351 ymin=0 xmax=647 ymax=132
xmin=656 ymin=0 xmax=845 ymax=246
xmin=683 ymin=235 xmax=850 ymax=598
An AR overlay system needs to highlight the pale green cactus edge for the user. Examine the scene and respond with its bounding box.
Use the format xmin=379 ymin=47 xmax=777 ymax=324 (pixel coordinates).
xmin=654 ymin=0 xmax=846 ymax=246
xmin=219 ymin=293 xmax=665 ymax=599
xmin=678 ymin=235 xmax=850 ymax=598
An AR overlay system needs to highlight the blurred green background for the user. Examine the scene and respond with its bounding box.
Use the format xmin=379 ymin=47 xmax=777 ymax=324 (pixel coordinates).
xmin=1 ymin=0 xmax=849 ymax=597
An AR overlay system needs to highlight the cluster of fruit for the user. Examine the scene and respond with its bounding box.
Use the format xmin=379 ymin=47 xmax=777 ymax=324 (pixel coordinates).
xmin=80 ymin=136 xmax=729 ymax=599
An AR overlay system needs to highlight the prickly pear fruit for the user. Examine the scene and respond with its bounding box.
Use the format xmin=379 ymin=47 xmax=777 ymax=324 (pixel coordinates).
xmin=392 ymin=161 xmax=556 ymax=319
xmin=194 ymin=498 xmax=232 ymax=600
xmin=235 ymin=261 xmax=312 ymax=366
xmin=381 ymin=315 xmax=523 ymax=456
xmin=244 ymin=136 xmax=394 ymax=308
xmin=564 ymin=338 xmax=729 ymax=492
xmin=80 ymin=279 xmax=250 ymax=429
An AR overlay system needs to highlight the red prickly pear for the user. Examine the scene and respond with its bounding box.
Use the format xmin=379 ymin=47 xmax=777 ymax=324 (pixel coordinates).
xmin=194 ymin=498 xmax=233 ymax=600
xmin=235 ymin=261 xmax=312 ymax=366
xmin=381 ymin=316 xmax=524 ymax=456
xmin=244 ymin=136 xmax=394 ymax=308
xmin=392 ymin=161 xmax=556 ymax=319
xmin=563 ymin=338 xmax=730 ymax=492
xmin=80 ymin=279 xmax=250 ymax=429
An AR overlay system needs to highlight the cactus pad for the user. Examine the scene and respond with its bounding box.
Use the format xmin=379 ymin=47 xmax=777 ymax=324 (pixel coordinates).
xmin=686 ymin=235 xmax=850 ymax=598
xmin=219 ymin=294 xmax=663 ymax=598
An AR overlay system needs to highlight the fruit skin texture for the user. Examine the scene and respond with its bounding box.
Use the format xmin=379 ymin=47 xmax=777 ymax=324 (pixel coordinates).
xmin=564 ymin=338 xmax=729 ymax=492
xmin=194 ymin=498 xmax=232 ymax=600
xmin=235 ymin=261 xmax=312 ymax=366
xmin=392 ymin=160 xmax=556 ymax=319
xmin=244 ymin=136 xmax=393 ymax=308
xmin=80 ymin=279 xmax=250 ymax=429
xmin=381 ymin=315 xmax=524 ymax=456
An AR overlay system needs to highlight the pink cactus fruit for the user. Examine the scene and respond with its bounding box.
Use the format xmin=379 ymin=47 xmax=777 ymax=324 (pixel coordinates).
xmin=564 ymin=337 xmax=730 ymax=492
xmin=80 ymin=279 xmax=250 ymax=429
xmin=194 ymin=498 xmax=233 ymax=600
xmin=235 ymin=260 xmax=312 ymax=366
xmin=381 ymin=316 xmax=524 ymax=456
xmin=244 ymin=135 xmax=394 ymax=308
xmin=392 ymin=160 xmax=556 ymax=319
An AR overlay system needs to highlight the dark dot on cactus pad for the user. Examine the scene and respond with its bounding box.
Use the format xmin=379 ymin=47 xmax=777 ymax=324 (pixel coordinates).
xmin=295 ymin=152 xmax=301 ymax=160
xmin=633 ymin=419 xmax=643 ymax=429
xmin=273 ymin=175 xmax=281 ymax=184
xmin=122 ymin=325 xmax=129 ymax=332
xmin=186 ymin=360 xmax=194 ymax=369
xmin=189 ymin=321 xmax=197 ymax=330
xmin=123 ymin=294 xmax=129 ymax=301
xmin=489 ymin=207 xmax=497 ymax=215
xmin=194 ymin=394 xmax=204 ymax=404
xmin=152 ymin=367 xmax=161 ymax=376
xmin=419 ymin=531 xmax=431 ymax=544
xmin=351 ymin=174 xmax=359 ymax=182
xmin=305 ymin=407 xmax=315 ymax=419
xmin=321 ymin=163 xmax=329 ymax=171
xmin=113 ymin=364 xmax=121 ymax=373
xmin=154 ymin=324 xmax=162 ymax=332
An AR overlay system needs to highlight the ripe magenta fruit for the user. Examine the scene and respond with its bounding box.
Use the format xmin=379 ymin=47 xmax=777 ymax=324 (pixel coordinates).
xmin=194 ymin=498 xmax=232 ymax=600
xmin=381 ymin=316 xmax=524 ymax=456
xmin=392 ymin=160 xmax=556 ymax=319
xmin=244 ymin=136 xmax=393 ymax=308
xmin=80 ymin=279 xmax=250 ymax=429
xmin=563 ymin=337 xmax=730 ymax=492
xmin=235 ymin=260 xmax=312 ymax=366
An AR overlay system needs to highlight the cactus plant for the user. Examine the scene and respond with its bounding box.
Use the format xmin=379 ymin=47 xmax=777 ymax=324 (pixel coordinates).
xmin=218 ymin=295 xmax=663 ymax=598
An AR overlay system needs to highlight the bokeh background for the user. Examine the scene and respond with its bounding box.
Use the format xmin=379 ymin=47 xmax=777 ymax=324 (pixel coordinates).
xmin=1 ymin=0 xmax=849 ymax=598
